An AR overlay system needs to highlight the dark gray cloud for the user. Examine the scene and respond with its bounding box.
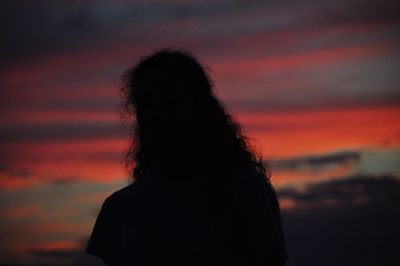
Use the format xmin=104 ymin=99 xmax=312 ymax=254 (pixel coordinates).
xmin=278 ymin=174 xmax=400 ymax=207
xmin=225 ymin=89 xmax=400 ymax=114
xmin=1 ymin=0 xmax=399 ymax=65
xmin=277 ymin=174 xmax=400 ymax=265
xmin=1 ymin=0 xmax=256 ymax=63
xmin=1 ymin=97 xmax=120 ymax=114
xmin=0 ymin=164 xmax=31 ymax=179
xmin=0 ymin=1 xmax=103 ymax=64
xmin=269 ymin=150 xmax=361 ymax=171
xmin=0 ymin=121 xmax=126 ymax=142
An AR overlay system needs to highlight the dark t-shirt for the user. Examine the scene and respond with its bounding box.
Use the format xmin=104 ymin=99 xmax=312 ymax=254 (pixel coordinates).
xmin=85 ymin=167 xmax=287 ymax=266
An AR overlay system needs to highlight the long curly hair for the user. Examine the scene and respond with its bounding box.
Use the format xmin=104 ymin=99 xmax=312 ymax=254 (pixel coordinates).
xmin=118 ymin=47 xmax=271 ymax=184
xmin=117 ymin=48 xmax=280 ymax=257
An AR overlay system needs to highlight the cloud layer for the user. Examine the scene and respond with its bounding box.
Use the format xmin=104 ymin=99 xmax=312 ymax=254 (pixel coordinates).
xmin=1 ymin=0 xmax=400 ymax=264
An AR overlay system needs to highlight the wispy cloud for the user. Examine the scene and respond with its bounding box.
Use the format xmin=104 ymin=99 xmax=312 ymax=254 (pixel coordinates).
xmin=278 ymin=173 xmax=400 ymax=209
xmin=270 ymin=150 xmax=361 ymax=171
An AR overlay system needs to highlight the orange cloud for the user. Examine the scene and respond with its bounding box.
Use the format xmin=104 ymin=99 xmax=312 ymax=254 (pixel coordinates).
xmin=237 ymin=106 xmax=400 ymax=159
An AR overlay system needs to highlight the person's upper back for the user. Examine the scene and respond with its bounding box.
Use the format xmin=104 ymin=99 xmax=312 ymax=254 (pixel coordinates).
xmin=85 ymin=166 xmax=287 ymax=266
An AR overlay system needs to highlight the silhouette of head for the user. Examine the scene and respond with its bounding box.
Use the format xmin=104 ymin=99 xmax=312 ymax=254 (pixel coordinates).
xmin=120 ymin=48 xmax=269 ymax=181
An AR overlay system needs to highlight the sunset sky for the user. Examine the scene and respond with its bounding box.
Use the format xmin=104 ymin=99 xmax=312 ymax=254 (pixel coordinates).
xmin=1 ymin=0 xmax=399 ymax=265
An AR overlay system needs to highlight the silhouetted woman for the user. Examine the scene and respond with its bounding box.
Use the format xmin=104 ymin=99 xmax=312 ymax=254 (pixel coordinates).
xmin=85 ymin=48 xmax=288 ymax=266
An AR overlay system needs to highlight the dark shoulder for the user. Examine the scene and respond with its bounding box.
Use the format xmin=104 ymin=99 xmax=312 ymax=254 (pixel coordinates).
xmin=231 ymin=166 xmax=278 ymax=200
xmin=233 ymin=166 xmax=269 ymax=187
xmin=102 ymin=181 xmax=141 ymax=210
